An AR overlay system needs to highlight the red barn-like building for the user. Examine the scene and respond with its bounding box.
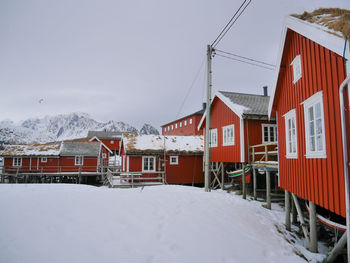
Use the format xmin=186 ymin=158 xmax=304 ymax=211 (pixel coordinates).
xmin=161 ymin=104 xmax=206 ymax=136
xmin=119 ymin=133 xmax=204 ymax=185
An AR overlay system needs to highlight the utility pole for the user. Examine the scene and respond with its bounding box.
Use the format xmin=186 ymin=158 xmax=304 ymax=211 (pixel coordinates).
xmin=204 ymin=45 xmax=212 ymax=192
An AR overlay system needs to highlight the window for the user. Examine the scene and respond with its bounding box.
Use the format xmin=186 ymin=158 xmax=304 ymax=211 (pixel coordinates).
xmin=184 ymin=120 xmax=187 ymax=126
xmin=175 ymin=123 xmax=178 ymax=129
xmin=142 ymin=156 xmax=156 ymax=172
xmin=291 ymin=55 xmax=302 ymax=84
xmin=13 ymin=157 xmax=22 ymax=167
xmin=209 ymin=128 xmax=217 ymax=147
xmin=167 ymin=126 xmax=170 ymax=131
xmin=189 ymin=118 xmax=192 ymax=125
xmin=41 ymin=157 xmax=47 ymax=163
xmin=179 ymin=122 xmax=182 ymax=128
xmin=262 ymin=124 xmax=278 ymax=143
xmin=222 ymin=124 xmax=235 ymax=146
xmin=75 ymin=156 xmax=83 ymax=166
xmin=111 ymin=140 xmax=114 ymax=144
xmin=303 ymin=91 xmax=326 ymax=158
xmin=284 ymin=109 xmax=297 ymax=158
xmin=102 ymin=153 xmax=107 ymax=159
xmin=171 ymin=125 xmax=174 ymax=130
xmin=170 ymin=156 xmax=178 ymax=165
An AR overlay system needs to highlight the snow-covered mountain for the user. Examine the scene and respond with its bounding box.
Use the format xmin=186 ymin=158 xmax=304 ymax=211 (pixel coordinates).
xmin=0 ymin=113 xmax=158 ymax=144
xmin=140 ymin=123 xmax=160 ymax=135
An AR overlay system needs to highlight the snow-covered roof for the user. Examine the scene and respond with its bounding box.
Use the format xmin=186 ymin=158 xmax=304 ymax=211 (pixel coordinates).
xmin=60 ymin=142 xmax=101 ymax=156
xmin=0 ymin=142 xmax=61 ymax=157
xmin=197 ymin=91 xmax=270 ymax=130
xmin=268 ymin=10 xmax=350 ymax=117
xmin=87 ymin=131 xmax=122 ymax=139
xmin=122 ymin=134 xmax=204 ymax=154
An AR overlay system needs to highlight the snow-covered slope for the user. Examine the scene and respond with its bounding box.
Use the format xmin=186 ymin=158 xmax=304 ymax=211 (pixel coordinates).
xmin=140 ymin=123 xmax=160 ymax=135
xmin=0 ymin=113 xmax=158 ymax=144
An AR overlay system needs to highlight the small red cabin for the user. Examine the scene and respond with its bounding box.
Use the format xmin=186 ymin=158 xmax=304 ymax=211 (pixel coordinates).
xmin=120 ymin=133 xmax=204 ymax=184
xmin=268 ymin=15 xmax=350 ymax=218
xmin=198 ymin=90 xmax=276 ymax=163
xmin=87 ymin=131 xmax=122 ymax=155
xmin=161 ymin=104 xmax=206 ymax=136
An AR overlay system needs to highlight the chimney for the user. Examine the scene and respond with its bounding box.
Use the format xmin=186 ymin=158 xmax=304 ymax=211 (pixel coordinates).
xmin=263 ymin=86 xmax=268 ymax=96
xmin=202 ymin=102 xmax=206 ymax=110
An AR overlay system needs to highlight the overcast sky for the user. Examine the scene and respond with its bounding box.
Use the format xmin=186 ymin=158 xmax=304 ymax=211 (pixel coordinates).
xmin=1 ymin=0 xmax=350 ymax=130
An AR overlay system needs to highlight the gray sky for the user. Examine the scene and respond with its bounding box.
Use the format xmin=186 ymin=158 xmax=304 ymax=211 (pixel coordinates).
xmin=1 ymin=0 xmax=350 ymax=130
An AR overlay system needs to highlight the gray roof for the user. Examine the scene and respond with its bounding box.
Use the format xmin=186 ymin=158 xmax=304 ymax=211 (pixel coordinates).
xmin=219 ymin=91 xmax=270 ymax=117
xmin=60 ymin=142 xmax=101 ymax=156
xmin=87 ymin=131 xmax=123 ymax=139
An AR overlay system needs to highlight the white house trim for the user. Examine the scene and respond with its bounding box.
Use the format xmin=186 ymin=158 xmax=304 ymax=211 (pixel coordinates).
xmin=240 ymin=119 xmax=245 ymax=162
xmin=89 ymin=136 xmax=113 ymax=154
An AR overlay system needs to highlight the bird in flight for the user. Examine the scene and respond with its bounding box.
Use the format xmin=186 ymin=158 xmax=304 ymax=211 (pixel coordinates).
xmin=39 ymin=99 xmax=44 ymax=104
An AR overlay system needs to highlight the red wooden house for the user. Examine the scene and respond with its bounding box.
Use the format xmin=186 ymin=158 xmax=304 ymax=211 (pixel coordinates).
xmin=120 ymin=133 xmax=204 ymax=185
xmin=198 ymin=89 xmax=276 ymax=164
xmin=161 ymin=104 xmax=206 ymax=136
xmin=268 ymin=13 xmax=350 ymax=221
xmin=87 ymin=131 xmax=122 ymax=155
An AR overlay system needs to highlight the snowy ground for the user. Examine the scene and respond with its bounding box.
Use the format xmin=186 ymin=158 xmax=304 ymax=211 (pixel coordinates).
xmin=0 ymin=184 xmax=325 ymax=263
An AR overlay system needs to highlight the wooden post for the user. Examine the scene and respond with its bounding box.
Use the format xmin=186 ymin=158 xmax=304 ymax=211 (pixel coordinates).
xmin=242 ymin=163 xmax=246 ymax=199
xmin=253 ymin=167 xmax=257 ymax=200
xmin=292 ymin=193 xmax=310 ymax=247
xmin=285 ymin=190 xmax=291 ymax=231
xmin=266 ymin=170 xmax=271 ymax=209
xmin=265 ymin=144 xmax=268 ymax=161
xmin=326 ymin=230 xmax=347 ymax=263
xmin=309 ymin=201 xmax=318 ymax=253
xmin=221 ymin=163 xmax=224 ymax=190
xmin=292 ymin=197 xmax=297 ymax=224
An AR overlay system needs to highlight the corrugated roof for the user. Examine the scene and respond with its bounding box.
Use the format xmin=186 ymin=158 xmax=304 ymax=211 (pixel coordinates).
xmin=87 ymin=131 xmax=123 ymax=139
xmin=0 ymin=142 xmax=61 ymax=157
xmin=122 ymin=133 xmax=203 ymax=154
xmin=219 ymin=91 xmax=270 ymax=116
xmin=60 ymin=142 xmax=101 ymax=156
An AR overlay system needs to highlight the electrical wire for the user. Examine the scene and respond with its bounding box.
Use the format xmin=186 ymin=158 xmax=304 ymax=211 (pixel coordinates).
xmin=215 ymin=53 xmax=275 ymax=71
xmin=175 ymin=58 xmax=206 ymax=119
xmin=212 ymin=0 xmax=252 ymax=48
xmin=215 ymin=49 xmax=275 ymax=68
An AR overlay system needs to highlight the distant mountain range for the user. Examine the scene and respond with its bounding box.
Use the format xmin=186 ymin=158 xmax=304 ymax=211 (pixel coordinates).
xmin=0 ymin=112 xmax=159 ymax=144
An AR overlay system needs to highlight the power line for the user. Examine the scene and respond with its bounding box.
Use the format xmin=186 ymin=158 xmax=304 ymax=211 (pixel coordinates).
xmin=211 ymin=0 xmax=252 ymax=48
xmin=175 ymin=58 xmax=206 ymax=119
xmin=215 ymin=53 xmax=275 ymax=71
xmin=215 ymin=49 xmax=275 ymax=68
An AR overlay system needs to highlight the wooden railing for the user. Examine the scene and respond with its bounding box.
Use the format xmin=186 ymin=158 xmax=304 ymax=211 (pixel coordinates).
xmin=2 ymin=165 xmax=111 ymax=174
xmin=249 ymin=142 xmax=278 ymax=164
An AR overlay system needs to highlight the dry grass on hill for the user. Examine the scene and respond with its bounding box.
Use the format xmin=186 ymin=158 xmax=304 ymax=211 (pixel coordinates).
xmin=292 ymin=8 xmax=350 ymax=39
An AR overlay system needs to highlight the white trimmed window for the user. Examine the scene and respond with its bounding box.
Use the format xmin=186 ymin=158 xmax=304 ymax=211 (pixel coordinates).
xmin=222 ymin=124 xmax=235 ymax=146
xmin=142 ymin=156 xmax=156 ymax=172
xmin=102 ymin=153 xmax=107 ymax=159
xmin=170 ymin=156 xmax=178 ymax=165
xmin=111 ymin=140 xmax=114 ymax=144
xmin=291 ymin=55 xmax=302 ymax=84
xmin=303 ymin=91 xmax=326 ymax=158
xmin=262 ymin=124 xmax=278 ymax=143
xmin=75 ymin=156 xmax=83 ymax=166
xmin=167 ymin=126 xmax=170 ymax=131
xmin=175 ymin=123 xmax=178 ymax=129
xmin=189 ymin=118 xmax=192 ymax=125
xmin=171 ymin=125 xmax=174 ymax=130
xmin=284 ymin=109 xmax=297 ymax=158
xmin=184 ymin=120 xmax=187 ymax=126
xmin=13 ymin=157 xmax=22 ymax=167
xmin=209 ymin=128 xmax=217 ymax=147
xmin=41 ymin=157 xmax=47 ymax=163
xmin=179 ymin=122 xmax=182 ymax=128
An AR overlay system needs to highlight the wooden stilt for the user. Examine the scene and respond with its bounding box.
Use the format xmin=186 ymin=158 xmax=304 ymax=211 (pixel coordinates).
xmin=242 ymin=163 xmax=246 ymax=200
xmin=266 ymin=170 xmax=271 ymax=209
xmin=309 ymin=201 xmax=318 ymax=253
xmin=221 ymin=162 xmax=224 ymax=190
xmin=291 ymin=197 xmax=297 ymax=224
xmin=326 ymin=230 xmax=347 ymax=263
xmin=253 ymin=168 xmax=257 ymax=200
xmin=285 ymin=190 xmax=291 ymax=231
xmin=292 ymin=193 xmax=310 ymax=247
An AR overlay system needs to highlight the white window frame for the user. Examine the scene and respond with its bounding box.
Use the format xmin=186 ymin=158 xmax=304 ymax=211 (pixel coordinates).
xmin=102 ymin=153 xmax=107 ymax=159
xmin=291 ymin=55 xmax=302 ymax=84
xmin=222 ymin=124 xmax=235 ymax=146
xmin=262 ymin=124 xmax=278 ymax=143
xmin=189 ymin=118 xmax=192 ymax=125
xmin=184 ymin=120 xmax=187 ymax=126
xmin=209 ymin=128 xmax=217 ymax=147
xmin=13 ymin=157 xmax=22 ymax=167
xmin=170 ymin=156 xmax=178 ymax=165
xmin=142 ymin=156 xmax=156 ymax=172
xmin=41 ymin=157 xmax=47 ymax=163
xmin=179 ymin=122 xmax=182 ymax=128
xmin=302 ymin=91 xmax=326 ymax=158
xmin=283 ymin=109 xmax=298 ymax=159
xmin=75 ymin=155 xmax=84 ymax=166
xmin=175 ymin=123 xmax=178 ymax=129
xmin=171 ymin=125 xmax=174 ymax=130
xmin=110 ymin=140 xmax=114 ymax=144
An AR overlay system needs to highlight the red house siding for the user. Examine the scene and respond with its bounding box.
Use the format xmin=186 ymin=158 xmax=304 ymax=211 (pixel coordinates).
xmin=4 ymin=157 xmax=60 ymax=173
xmin=273 ymin=29 xmax=347 ymax=217
xmin=166 ymin=155 xmax=203 ymax=184
xmin=162 ymin=114 xmax=203 ymax=136
xmin=99 ymin=138 xmax=121 ymax=152
xmin=60 ymin=156 xmax=99 ymax=173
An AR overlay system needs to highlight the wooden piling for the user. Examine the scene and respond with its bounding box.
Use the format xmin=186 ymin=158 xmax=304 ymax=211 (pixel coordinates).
xmin=253 ymin=168 xmax=257 ymax=200
xmin=309 ymin=201 xmax=318 ymax=253
xmin=285 ymin=190 xmax=291 ymax=231
xmin=266 ymin=170 xmax=271 ymax=209
xmin=242 ymin=163 xmax=246 ymax=199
